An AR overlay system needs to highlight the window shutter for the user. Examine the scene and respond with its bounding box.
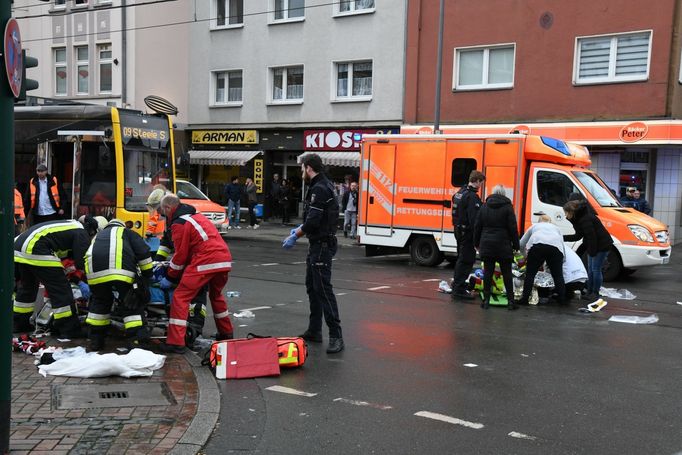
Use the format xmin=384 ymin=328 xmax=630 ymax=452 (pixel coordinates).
xmin=579 ymin=37 xmax=610 ymax=79
xmin=615 ymin=32 xmax=650 ymax=76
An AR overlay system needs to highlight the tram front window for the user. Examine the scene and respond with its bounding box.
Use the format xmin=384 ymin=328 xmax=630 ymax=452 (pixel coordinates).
xmin=124 ymin=146 xmax=173 ymax=211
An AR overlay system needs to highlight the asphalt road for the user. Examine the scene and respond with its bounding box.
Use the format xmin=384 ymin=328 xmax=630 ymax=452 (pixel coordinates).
xmin=202 ymin=238 xmax=682 ymax=455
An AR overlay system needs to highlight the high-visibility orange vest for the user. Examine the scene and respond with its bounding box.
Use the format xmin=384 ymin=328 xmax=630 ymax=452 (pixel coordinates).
xmin=30 ymin=176 xmax=61 ymax=210
xmin=145 ymin=211 xmax=165 ymax=237
xmin=14 ymin=189 xmax=24 ymax=224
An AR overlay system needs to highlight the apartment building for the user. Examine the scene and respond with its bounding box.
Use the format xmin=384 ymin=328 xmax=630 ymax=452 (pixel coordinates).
xmin=405 ymin=0 xmax=682 ymax=243
xmin=186 ymin=0 xmax=407 ymax=207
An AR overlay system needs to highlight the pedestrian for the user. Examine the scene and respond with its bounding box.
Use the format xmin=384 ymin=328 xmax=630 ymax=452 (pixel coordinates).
xmin=224 ymin=176 xmax=242 ymax=229
xmin=245 ymin=177 xmax=260 ymax=229
xmin=341 ymin=181 xmax=359 ymax=239
xmin=85 ymin=219 xmax=154 ymax=351
xmin=563 ymin=199 xmax=613 ymax=301
xmin=451 ymin=170 xmax=486 ymax=300
xmin=157 ymin=193 xmax=235 ymax=353
xmin=282 ymin=153 xmax=344 ymax=354
xmin=14 ymin=186 xmax=25 ymax=235
xmin=621 ymin=187 xmax=651 ymax=215
xmin=269 ymin=173 xmax=281 ymax=220
xmin=13 ymin=217 xmax=100 ymax=336
xmin=516 ymin=214 xmax=566 ymax=306
xmin=147 ymin=190 xmax=208 ymax=345
xmin=279 ymin=178 xmax=291 ymax=224
xmin=25 ymin=164 xmax=65 ymax=225
xmin=473 ymin=185 xmax=520 ymax=310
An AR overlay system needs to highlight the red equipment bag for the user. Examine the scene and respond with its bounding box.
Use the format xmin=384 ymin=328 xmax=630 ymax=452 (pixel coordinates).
xmin=277 ymin=337 xmax=308 ymax=368
xmin=205 ymin=334 xmax=280 ymax=379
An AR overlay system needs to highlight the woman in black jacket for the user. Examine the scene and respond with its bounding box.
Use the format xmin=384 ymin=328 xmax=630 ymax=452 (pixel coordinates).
xmin=563 ymin=199 xmax=613 ymax=300
xmin=474 ymin=185 xmax=520 ymax=310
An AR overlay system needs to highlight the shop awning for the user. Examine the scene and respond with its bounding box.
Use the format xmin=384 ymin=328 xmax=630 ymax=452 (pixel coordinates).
xmin=297 ymin=151 xmax=360 ymax=167
xmin=189 ymin=150 xmax=263 ymax=166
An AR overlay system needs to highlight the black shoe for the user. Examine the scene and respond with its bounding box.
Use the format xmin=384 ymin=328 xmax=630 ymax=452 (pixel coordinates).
xmin=452 ymin=290 xmax=475 ymax=301
xmin=481 ymin=301 xmax=489 ymax=309
xmin=89 ymin=337 xmax=105 ymax=352
xmin=299 ymin=330 xmax=323 ymax=343
xmin=158 ymin=343 xmax=187 ymax=354
xmin=326 ymin=337 xmax=345 ymax=354
xmin=508 ymin=302 xmax=519 ymax=311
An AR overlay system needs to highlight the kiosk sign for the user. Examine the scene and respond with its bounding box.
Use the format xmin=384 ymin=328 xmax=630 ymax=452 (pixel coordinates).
xmin=3 ymin=18 xmax=22 ymax=98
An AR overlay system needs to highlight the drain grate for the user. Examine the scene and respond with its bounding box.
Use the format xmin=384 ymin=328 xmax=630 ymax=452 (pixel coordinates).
xmin=53 ymin=382 xmax=175 ymax=410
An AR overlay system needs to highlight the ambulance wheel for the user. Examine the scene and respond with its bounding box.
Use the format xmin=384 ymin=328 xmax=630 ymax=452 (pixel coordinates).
xmin=410 ymin=236 xmax=444 ymax=266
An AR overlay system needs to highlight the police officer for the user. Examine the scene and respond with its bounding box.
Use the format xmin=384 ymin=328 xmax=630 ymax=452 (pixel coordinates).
xmin=13 ymin=217 xmax=98 ymax=336
xmin=84 ymin=219 xmax=154 ymax=351
xmin=282 ymin=154 xmax=344 ymax=354
xmin=451 ymin=170 xmax=486 ymax=300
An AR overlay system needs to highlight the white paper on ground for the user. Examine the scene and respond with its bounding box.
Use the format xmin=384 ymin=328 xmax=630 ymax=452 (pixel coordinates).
xmin=600 ymin=287 xmax=636 ymax=300
xmin=38 ymin=348 xmax=166 ymax=378
xmin=608 ymin=314 xmax=659 ymax=325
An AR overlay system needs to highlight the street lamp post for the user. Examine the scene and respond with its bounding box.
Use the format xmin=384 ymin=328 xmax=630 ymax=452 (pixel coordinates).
xmin=433 ymin=0 xmax=445 ymax=134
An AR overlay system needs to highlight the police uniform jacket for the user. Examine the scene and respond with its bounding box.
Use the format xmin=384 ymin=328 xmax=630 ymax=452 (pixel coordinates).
xmin=14 ymin=220 xmax=90 ymax=269
xmin=85 ymin=220 xmax=154 ymax=285
xmin=301 ymin=174 xmax=339 ymax=243
xmin=452 ymin=185 xmax=482 ymax=229
xmin=166 ymin=203 xmax=232 ymax=280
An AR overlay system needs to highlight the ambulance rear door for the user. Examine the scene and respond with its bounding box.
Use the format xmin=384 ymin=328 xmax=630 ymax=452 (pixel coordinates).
xmin=440 ymin=139 xmax=485 ymax=247
xmin=481 ymin=138 xmax=524 ymax=226
xmin=363 ymin=143 xmax=397 ymax=236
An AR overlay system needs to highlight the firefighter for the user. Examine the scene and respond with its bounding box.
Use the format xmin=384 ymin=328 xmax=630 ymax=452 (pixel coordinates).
xmin=25 ymin=164 xmax=65 ymax=225
xmin=14 ymin=187 xmax=25 ymax=235
xmin=147 ymin=189 xmax=207 ymax=345
xmin=451 ymin=170 xmax=486 ymax=300
xmin=157 ymin=193 xmax=234 ymax=353
xmin=13 ymin=217 xmax=99 ymax=336
xmin=84 ymin=219 xmax=154 ymax=351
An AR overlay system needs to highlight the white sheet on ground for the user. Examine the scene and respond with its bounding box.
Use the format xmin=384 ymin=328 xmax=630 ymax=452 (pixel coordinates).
xmin=38 ymin=348 xmax=166 ymax=378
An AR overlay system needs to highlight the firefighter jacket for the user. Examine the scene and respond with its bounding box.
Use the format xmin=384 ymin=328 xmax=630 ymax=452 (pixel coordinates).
xmin=301 ymin=173 xmax=339 ymax=243
xmin=85 ymin=220 xmax=154 ymax=285
xmin=14 ymin=220 xmax=90 ymax=269
xmin=27 ymin=174 xmax=63 ymax=215
xmin=166 ymin=203 xmax=232 ymax=281
xmin=14 ymin=189 xmax=25 ymax=224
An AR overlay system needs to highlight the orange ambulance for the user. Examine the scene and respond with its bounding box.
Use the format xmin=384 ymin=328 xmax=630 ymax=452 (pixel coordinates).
xmin=358 ymin=133 xmax=670 ymax=281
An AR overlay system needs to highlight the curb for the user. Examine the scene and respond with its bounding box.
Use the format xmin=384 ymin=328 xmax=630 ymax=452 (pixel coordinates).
xmin=169 ymin=351 xmax=220 ymax=455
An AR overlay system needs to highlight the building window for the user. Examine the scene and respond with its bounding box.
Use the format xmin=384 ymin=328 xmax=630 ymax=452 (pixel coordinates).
xmin=574 ymin=31 xmax=651 ymax=85
xmin=271 ymin=65 xmax=303 ymax=102
xmin=98 ymin=44 xmax=112 ymax=93
xmin=272 ymin=0 xmax=304 ymax=22
xmin=213 ymin=70 xmax=243 ymax=105
xmin=76 ymin=46 xmax=89 ymax=94
xmin=74 ymin=0 xmax=88 ymax=6
xmin=54 ymin=0 xmax=66 ymax=8
xmin=213 ymin=0 xmax=243 ymax=28
xmin=54 ymin=47 xmax=67 ymax=95
xmin=334 ymin=60 xmax=372 ymax=100
xmin=337 ymin=0 xmax=374 ymax=15
xmin=454 ymin=44 xmax=515 ymax=90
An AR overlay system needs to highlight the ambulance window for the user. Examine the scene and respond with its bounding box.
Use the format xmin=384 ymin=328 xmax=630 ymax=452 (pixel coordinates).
xmin=537 ymin=170 xmax=579 ymax=206
xmin=452 ymin=158 xmax=477 ymax=186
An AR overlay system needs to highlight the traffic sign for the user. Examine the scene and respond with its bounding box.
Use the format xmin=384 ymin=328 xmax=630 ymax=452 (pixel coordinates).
xmin=3 ymin=18 xmax=22 ymax=98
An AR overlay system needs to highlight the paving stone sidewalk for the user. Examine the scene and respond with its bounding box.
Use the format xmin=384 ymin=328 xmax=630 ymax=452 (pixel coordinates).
xmin=10 ymin=340 xmax=217 ymax=455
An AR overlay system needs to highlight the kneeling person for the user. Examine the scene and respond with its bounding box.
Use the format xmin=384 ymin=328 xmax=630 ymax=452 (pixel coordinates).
xmin=85 ymin=219 xmax=154 ymax=350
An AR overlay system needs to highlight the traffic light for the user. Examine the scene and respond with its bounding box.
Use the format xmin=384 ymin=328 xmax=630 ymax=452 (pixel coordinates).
xmin=17 ymin=50 xmax=39 ymax=101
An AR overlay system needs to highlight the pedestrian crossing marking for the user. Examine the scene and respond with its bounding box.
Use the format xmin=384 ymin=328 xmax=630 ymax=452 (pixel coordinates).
xmin=266 ymin=386 xmax=317 ymax=397
xmin=241 ymin=306 xmax=271 ymax=311
xmin=508 ymin=431 xmax=537 ymax=441
xmin=415 ymin=411 xmax=484 ymax=429
xmin=368 ymin=286 xmax=391 ymax=291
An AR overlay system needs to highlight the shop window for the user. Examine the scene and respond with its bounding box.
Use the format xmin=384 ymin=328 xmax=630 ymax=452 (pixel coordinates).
xmin=574 ymin=31 xmax=651 ymax=85
xmin=537 ymin=170 xmax=579 ymax=206
xmin=451 ymin=158 xmax=477 ymax=187
xmin=454 ymin=44 xmax=515 ymax=90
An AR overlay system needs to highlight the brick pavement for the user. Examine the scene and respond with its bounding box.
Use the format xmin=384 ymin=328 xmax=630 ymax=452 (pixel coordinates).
xmin=10 ymin=338 xmax=217 ymax=455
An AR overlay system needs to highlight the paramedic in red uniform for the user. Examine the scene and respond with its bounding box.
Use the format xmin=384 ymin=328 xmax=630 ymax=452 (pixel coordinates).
xmin=157 ymin=193 xmax=234 ymax=353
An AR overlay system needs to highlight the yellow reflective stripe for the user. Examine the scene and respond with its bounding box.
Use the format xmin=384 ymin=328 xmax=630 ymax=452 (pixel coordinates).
xmin=53 ymin=306 xmax=73 ymax=319
xmin=25 ymin=221 xmax=81 ymax=254
xmin=279 ymin=343 xmax=298 ymax=365
xmin=123 ymin=315 xmax=143 ymax=329
xmin=54 ymin=249 xmax=70 ymax=258
xmin=116 ymin=227 xmax=124 ymax=270
xmin=85 ymin=243 xmax=94 ymax=275
xmin=13 ymin=302 xmax=34 ymax=314
xmin=88 ymin=274 xmax=135 ymax=285
xmin=86 ymin=313 xmax=111 ymax=326
xmin=14 ymin=251 xmax=63 ymax=267
xmin=138 ymin=258 xmax=153 ymax=271
xmin=157 ymin=249 xmax=170 ymax=258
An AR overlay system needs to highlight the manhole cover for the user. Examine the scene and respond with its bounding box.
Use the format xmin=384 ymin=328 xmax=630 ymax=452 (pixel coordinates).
xmin=52 ymin=382 xmax=175 ymax=410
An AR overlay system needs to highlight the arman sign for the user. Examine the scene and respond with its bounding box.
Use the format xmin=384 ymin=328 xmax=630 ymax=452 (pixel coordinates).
xmin=192 ymin=130 xmax=259 ymax=145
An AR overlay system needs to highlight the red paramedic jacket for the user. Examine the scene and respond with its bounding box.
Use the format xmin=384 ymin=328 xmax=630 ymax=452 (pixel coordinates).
xmin=166 ymin=203 xmax=232 ymax=281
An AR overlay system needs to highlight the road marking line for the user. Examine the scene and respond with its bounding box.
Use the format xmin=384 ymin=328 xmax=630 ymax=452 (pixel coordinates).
xmin=336 ymin=292 xmax=348 ymax=296
xmin=463 ymin=363 xmax=478 ymax=368
xmin=333 ymin=397 xmax=392 ymax=410
xmin=238 ymin=324 xmax=248 ymax=327
xmin=241 ymin=306 xmax=271 ymax=311
xmin=266 ymin=386 xmax=317 ymax=397
xmin=292 ymin=261 xmax=306 ymax=265
xmin=261 ymin=263 xmax=279 ymax=266
xmin=275 ymin=303 xmax=286 ymax=306
xmin=414 ymin=411 xmax=484 ymax=429
xmin=422 ymin=279 xmax=441 ymax=282
xmin=508 ymin=431 xmax=537 ymax=441
xmin=368 ymin=286 xmax=391 ymax=291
